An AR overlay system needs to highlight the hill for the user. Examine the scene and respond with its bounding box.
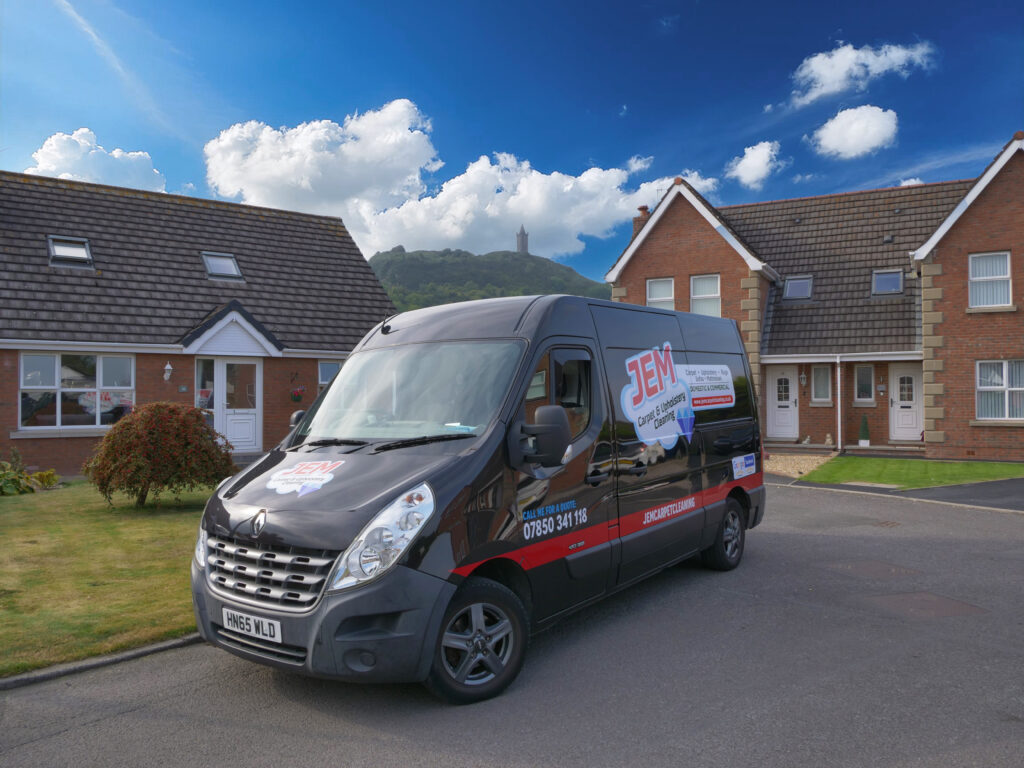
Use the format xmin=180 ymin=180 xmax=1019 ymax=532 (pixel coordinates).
xmin=370 ymin=247 xmax=611 ymax=312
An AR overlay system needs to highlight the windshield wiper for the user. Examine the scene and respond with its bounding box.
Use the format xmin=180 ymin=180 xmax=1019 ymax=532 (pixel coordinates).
xmin=371 ymin=433 xmax=476 ymax=453
xmin=288 ymin=438 xmax=369 ymax=451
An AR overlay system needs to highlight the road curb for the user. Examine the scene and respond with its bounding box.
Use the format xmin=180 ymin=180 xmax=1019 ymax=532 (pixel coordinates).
xmin=0 ymin=633 xmax=203 ymax=691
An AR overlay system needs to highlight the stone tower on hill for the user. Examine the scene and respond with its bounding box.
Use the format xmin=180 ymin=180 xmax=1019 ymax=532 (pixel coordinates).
xmin=516 ymin=224 xmax=529 ymax=254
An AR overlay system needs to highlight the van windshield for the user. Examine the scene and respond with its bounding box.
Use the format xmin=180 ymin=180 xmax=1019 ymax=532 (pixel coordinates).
xmin=294 ymin=340 xmax=525 ymax=443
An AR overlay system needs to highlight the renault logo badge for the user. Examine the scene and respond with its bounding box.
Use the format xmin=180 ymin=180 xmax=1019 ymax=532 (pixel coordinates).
xmin=252 ymin=509 xmax=268 ymax=537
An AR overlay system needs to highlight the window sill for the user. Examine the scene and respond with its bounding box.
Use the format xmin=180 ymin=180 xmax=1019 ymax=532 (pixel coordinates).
xmin=10 ymin=427 xmax=110 ymax=439
xmin=966 ymin=305 xmax=1017 ymax=314
xmin=809 ymin=401 xmax=833 ymax=408
xmin=852 ymin=401 xmax=877 ymax=408
xmin=968 ymin=419 xmax=1024 ymax=428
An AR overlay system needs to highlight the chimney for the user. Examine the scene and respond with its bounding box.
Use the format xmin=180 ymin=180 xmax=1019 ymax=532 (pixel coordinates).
xmin=633 ymin=205 xmax=651 ymax=238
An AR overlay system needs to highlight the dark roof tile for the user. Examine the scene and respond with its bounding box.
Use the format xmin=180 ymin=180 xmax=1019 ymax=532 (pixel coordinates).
xmin=718 ymin=180 xmax=973 ymax=355
xmin=1 ymin=171 xmax=394 ymax=350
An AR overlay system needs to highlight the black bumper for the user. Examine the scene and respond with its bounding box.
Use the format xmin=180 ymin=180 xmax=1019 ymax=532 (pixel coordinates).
xmin=191 ymin=561 xmax=456 ymax=683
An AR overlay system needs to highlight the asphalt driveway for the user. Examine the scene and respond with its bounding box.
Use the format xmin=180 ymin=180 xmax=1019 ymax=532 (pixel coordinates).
xmin=1 ymin=483 xmax=1022 ymax=768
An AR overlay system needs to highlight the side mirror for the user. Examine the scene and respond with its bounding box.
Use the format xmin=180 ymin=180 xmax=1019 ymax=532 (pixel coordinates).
xmin=521 ymin=405 xmax=571 ymax=467
xmin=289 ymin=410 xmax=306 ymax=428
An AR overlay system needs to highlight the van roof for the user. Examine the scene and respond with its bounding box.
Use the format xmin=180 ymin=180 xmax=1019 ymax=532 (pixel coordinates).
xmin=355 ymin=295 xmax=744 ymax=356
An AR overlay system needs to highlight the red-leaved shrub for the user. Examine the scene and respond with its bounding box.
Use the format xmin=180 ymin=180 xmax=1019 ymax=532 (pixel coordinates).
xmin=83 ymin=402 xmax=236 ymax=506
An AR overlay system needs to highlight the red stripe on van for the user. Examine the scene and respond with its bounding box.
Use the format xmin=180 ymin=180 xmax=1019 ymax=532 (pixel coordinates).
xmin=450 ymin=473 xmax=763 ymax=578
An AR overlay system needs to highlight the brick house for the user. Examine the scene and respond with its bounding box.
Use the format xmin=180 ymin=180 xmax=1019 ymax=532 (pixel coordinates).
xmin=605 ymin=132 xmax=1024 ymax=460
xmin=1 ymin=171 xmax=394 ymax=474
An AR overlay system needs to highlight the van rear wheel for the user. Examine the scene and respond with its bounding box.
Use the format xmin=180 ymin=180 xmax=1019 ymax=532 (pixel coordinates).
xmin=700 ymin=498 xmax=746 ymax=571
xmin=424 ymin=577 xmax=528 ymax=704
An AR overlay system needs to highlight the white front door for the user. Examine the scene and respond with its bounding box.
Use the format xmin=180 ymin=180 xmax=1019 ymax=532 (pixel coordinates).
xmin=889 ymin=363 xmax=922 ymax=441
xmin=766 ymin=365 xmax=799 ymax=439
xmin=196 ymin=358 xmax=262 ymax=452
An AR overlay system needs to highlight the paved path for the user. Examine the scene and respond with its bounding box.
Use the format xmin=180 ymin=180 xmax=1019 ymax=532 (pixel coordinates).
xmin=770 ymin=472 xmax=1024 ymax=513
xmin=2 ymin=485 xmax=1022 ymax=768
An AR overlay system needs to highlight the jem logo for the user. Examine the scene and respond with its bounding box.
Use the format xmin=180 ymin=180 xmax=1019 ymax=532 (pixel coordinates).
xmin=626 ymin=343 xmax=677 ymax=406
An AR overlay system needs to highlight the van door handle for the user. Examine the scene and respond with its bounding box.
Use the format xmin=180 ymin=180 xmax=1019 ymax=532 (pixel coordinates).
xmin=586 ymin=470 xmax=610 ymax=485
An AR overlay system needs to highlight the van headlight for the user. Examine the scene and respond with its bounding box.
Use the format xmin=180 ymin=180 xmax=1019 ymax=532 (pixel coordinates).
xmin=328 ymin=483 xmax=435 ymax=592
xmin=194 ymin=524 xmax=208 ymax=568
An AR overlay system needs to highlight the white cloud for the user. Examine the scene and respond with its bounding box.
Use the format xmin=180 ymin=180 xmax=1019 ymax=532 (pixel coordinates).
xmin=204 ymin=99 xmax=676 ymax=258
xmin=763 ymin=103 xmax=774 ymax=114
xmin=791 ymin=41 xmax=935 ymax=107
xmin=24 ymin=128 xmax=166 ymax=190
xmin=681 ymin=169 xmax=719 ymax=195
xmin=792 ymin=173 xmax=820 ymax=184
xmin=619 ymin=104 xmax=628 ymax=117
xmin=724 ymin=141 xmax=784 ymax=190
xmin=627 ymin=155 xmax=653 ymax=173
xmin=810 ymin=105 xmax=898 ymax=159
xmin=364 ymin=153 xmax=675 ymax=256
xmin=204 ymin=99 xmax=442 ymax=216
xmin=899 ymin=177 xmax=924 ymax=186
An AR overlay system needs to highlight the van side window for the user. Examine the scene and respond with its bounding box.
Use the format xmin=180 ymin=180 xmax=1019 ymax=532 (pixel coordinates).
xmin=521 ymin=350 xmax=592 ymax=439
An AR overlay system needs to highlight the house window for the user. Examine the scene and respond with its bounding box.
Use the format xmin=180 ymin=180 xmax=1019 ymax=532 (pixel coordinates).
xmin=646 ymin=278 xmax=674 ymax=311
xmin=202 ymin=251 xmax=243 ymax=279
xmin=811 ymin=365 xmax=831 ymax=402
xmin=48 ymin=236 xmax=93 ymax=267
xmin=783 ymin=276 xmax=813 ymax=300
xmin=690 ymin=274 xmax=721 ymax=317
xmin=968 ymin=252 xmax=1011 ymax=308
xmin=976 ymin=360 xmax=1024 ymax=419
xmin=855 ymin=365 xmax=874 ymax=402
xmin=872 ymin=270 xmax=903 ymax=295
xmin=20 ymin=353 xmax=134 ymax=428
xmin=318 ymin=361 xmax=341 ymax=393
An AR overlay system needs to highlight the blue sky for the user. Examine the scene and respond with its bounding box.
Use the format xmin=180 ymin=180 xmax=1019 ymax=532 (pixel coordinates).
xmin=3 ymin=0 xmax=1022 ymax=281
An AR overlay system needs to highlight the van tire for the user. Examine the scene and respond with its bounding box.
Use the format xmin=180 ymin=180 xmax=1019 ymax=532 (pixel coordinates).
xmin=424 ymin=577 xmax=529 ymax=704
xmin=700 ymin=498 xmax=746 ymax=571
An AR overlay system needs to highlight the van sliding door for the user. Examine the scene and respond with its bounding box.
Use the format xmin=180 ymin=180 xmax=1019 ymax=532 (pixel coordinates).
xmin=589 ymin=305 xmax=705 ymax=586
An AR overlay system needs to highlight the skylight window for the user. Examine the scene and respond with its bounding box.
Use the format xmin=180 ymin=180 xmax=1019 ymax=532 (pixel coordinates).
xmin=48 ymin=236 xmax=92 ymax=267
xmin=783 ymin=276 xmax=812 ymax=300
xmin=202 ymin=251 xmax=243 ymax=279
xmin=872 ymin=269 xmax=903 ymax=295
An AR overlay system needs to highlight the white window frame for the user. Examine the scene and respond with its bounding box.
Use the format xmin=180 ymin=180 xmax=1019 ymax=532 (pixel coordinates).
xmin=811 ymin=365 xmax=831 ymax=402
xmin=968 ymin=252 xmax=1011 ymax=308
xmin=19 ymin=353 xmax=135 ymax=429
xmin=201 ymin=251 xmax=243 ymax=280
xmin=690 ymin=274 xmax=721 ymax=317
xmin=975 ymin=360 xmax=1024 ymax=420
xmin=872 ymin=269 xmax=903 ymax=295
xmin=646 ymin=278 xmax=674 ymax=311
xmin=783 ymin=275 xmax=813 ymax=300
xmin=47 ymin=235 xmax=93 ymax=267
xmin=318 ymin=360 xmax=342 ymax=393
xmin=854 ymin=364 xmax=875 ymax=403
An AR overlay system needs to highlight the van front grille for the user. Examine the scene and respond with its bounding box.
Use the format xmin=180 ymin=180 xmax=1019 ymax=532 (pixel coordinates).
xmin=205 ymin=535 xmax=339 ymax=612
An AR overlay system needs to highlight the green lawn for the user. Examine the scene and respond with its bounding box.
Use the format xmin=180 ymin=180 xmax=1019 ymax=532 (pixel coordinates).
xmin=801 ymin=456 xmax=1024 ymax=490
xmin=0 ymin=480 xmax=212 ymax=677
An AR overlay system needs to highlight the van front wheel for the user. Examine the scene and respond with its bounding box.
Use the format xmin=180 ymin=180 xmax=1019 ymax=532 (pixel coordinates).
xmin=701 ymin=498 xmax=746 ymax=571
xmin=424 ymin=577 xmax=528 ymax=704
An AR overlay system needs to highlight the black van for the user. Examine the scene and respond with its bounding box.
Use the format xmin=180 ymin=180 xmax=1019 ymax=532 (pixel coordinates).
xmin=190 ymin=296 xmax=766 ymax=703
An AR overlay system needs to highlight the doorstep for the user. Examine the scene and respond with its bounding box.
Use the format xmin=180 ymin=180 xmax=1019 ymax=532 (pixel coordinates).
xmin=842 ymin=443 xmax=926 ymax=457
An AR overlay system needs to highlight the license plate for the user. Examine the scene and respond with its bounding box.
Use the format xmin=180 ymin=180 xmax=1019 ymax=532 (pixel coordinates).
xmin=221 ymin=607 xmax=282 ymax=644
